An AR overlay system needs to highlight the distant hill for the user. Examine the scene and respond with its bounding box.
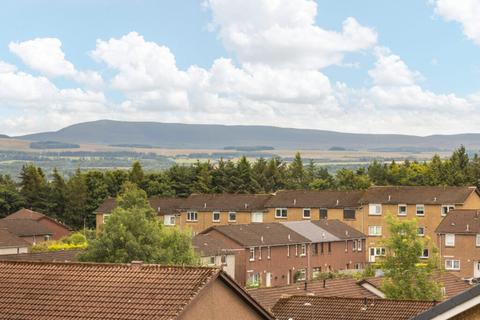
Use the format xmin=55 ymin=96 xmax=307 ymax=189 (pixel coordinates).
xmin=30 ymin=141 xmax=80 ymax=149
xmin=15 ymin=120 xmax=480 ymax=150
xmin=0 ymin=134 xmax=9 ymax=139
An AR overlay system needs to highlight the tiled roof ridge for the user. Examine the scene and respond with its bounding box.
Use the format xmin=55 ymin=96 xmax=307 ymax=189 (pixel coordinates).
xmin=248 ymin=277 xmax=359 ymax=292
xmin=279 ymin=294 xmax=437 ymax=304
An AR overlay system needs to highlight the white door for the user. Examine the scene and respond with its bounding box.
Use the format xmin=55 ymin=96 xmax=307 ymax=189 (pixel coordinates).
xmin=266 ymin=272 xmax=272 ymax=287
xmin=369 ymin=248 xmax=376 ymax=263
xmin=251 ymin=212 xmax=263 ymax=223
xmin=474 ymin=261 xmax=480 ymax=278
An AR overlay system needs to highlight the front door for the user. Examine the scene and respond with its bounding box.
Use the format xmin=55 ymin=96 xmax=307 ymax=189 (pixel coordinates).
xmin=474 ymin=261 xmax=480 ymax=278
xmin=266 ymin=272 xmax=272 ymax=287
xmin=369 ymin=248 xmax=376 ymax=263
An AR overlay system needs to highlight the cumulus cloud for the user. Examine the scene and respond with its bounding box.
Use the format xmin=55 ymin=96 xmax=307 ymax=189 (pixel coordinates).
xmin=204 ymin=0 xmax=377 ymax=69
xmin=434 ymin=0 xmax=480 ymax=45
xmin=9 ymin=37 xmax=103 ymax=88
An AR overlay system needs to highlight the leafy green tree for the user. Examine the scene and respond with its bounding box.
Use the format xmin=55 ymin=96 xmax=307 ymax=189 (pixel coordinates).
xmin=143 ymin=172 xmax=175 ymax=197
xmin=129 ymin=161 xmax=145 ymax=185
xmin=0 ymin=175 xmax=24 ymax=218
xmin=19 ymin=163 xmax=48 ymax=212
xmin=335 ymin=168 xmax=370 ymax=190
xmin=167 ymin=164 xmax=195 ymax=197
xmin=80 ymin=183 xmax=198 ymax=264
xmin=105 ymin=169 xmax=129 ymax=197
xmin=287 ymin=152 xmax=306 ymax=189
xmin=84 ymin=171 xmax=109 ymax=226
xmin=64 ymin=169 xmax=89 ymax=229
xmin=48 ymin=168 xmax=67 ymax=220
xmin=380 ymin=215 xmax=442 ymax=300
xmin=193 ymin=161 xmax=213 ymax=194
xmin=264 ymin=157 xmax=286 ymax=192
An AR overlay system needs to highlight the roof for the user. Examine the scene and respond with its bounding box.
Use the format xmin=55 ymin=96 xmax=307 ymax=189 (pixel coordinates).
xmin=359 ymin=186 xmax=478 ymax=205
xmin=362 ymin=272 xmax=471 ymax=300
xmin=272 ymin=296 xmax=435 ymax=320
xmin=201 ymin=223 xmax=310 ymax=247
xmin=248 ymin=278 xmax=378 ymax=310
xmin=0 ymin=219 xmax=53 ymax=237
xmin=265 ymin=190 xmax=363 ymax=208
xmin=435 ymin=209 xmax=480 ymax=234
xmin=0 ymin=229 xmax=29 ymax=249
xmin=412 ymin=284 xmax=480 ymax=320
xmin=179 ymin=193 xmax=272 ymax=211
xmin=192 ymin=234 xmax=235 ymax=256
xmin=0 ymin=249 xmax=83 ymax=262
xmin=311 ymin=219 xmax=366 ymax=240
xmin=4 ymin=208 xmax=72 ymax=231
xmin=0 ymin=261 xmax=273 ymax=320
xmin=95 ymin=197 xmax=183 ymax=215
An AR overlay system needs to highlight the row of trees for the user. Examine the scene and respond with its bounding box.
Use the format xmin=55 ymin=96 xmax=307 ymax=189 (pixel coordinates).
xmin=1 ymin=146 xmax=480 ymax=229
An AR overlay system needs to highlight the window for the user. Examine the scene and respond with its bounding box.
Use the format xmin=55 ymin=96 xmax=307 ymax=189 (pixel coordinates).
xmin=368 ymin=226 xmax=382 ymax=236
xmin=421 ymin=248 xmax=429 ymax=259
xmin=164 ymin=215 xmax=176 ymax=226
xmin=445 ymin=233 xmax=455 ymax=247
xmin=228 ymin=211 xmax=237 ymax=222
xmin=441 ymin=205 xmax=455 ymax=216
xmin=354 ymin=263 xmax=362 ymax=270
xmin=328 ymin=242 xmax=332 ymax=253
xmin=358 ymin=239 xmax=362 ymax=251
xmin=208 ymin=256 xmax=215 ymax=265
xmin=445 ymin=259 xmax=460 ymax=270
xmin=417 ymin=227 xmax=425 ymax=237
xmin=303 ymin=208 xmax=311 ymax=219
xmin=343 ymin=208 xmax=356 ymax=220
xmin=275 ymin=208 xmax=288 ymax=218
xmin=258 ymin=247 xmax=262 ymax=260
xmin=369 ymin=204 xmax=382 ymax=215
xmin=416 ymin=204 xmax=425 ymax=216
xmin=212 ymin=211 xmax=220 ymax=222
xmin=44 ymin=235 xmax=51 ymax=242
xmin=187 ymin=211 xmax=198 ymax=221
xmin=102 ymin=214 xmax=111 ymax=224
xmin=319 ymin=208 xmax=328 ymax=219
xmin=221 ymin=255 xmax=227 ymax=265
xmin=313 ymin=243 xmax=319 ymax=255
xmin=295 ymin=269 xmax=306 ymax=282
xmin=300 ymin=244 xmax=307 ymax=256
xmin=251 ymin=212 xmax=263 ymax=223
xmin=267 ymin=246 xmax=271 ymax=259
xmin=312 ymin=267 xmax=322 ymax=280
xmin=398 ymin=204 xmax=407 ymax=216
xmin=353 ymin=240 xmax=358 ymax=251
xmin=248 ymin=273 xmax=261 ymax=286
xmin=287 ymin=245 xmax=290 ymax=257
xmin=295 ymin=244 xmax=298 ymax=256
xmin=375 ymin=247 xmax=386 ymax=256
xmin=476 ymin=234 xmax=480 ymax=247
xmin=320 ymin=242 xmax=324 ymax=254
xmin=249 ymin=247 xmax=255 ymax=261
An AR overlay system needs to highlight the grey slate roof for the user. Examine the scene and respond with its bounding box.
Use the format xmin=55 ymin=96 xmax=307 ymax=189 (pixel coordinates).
xmin=281 ymin=221 xmax=340 ymax=242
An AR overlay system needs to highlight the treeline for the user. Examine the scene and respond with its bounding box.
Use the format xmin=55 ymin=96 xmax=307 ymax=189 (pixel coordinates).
xmin=1 ymin=146 xmax=480 ymax=230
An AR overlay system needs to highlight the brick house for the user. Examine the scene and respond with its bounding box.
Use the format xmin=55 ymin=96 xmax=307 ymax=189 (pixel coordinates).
xmin=193 ymin=233 xmax=238 ymax=279
xmin=436 ymin=209 xmax=480 ymax=278
xmin=0 ymin=261 xmax=274 ymax=320
xmin=197 ymin=220 xmax=366 ymax=288
xmin=3 ymin=208 xmax=71 ymax=240
xmin=0 ymin=219 xmax=53 ymax=245
xmin=0 ymin=229 xmax=29 ymax=255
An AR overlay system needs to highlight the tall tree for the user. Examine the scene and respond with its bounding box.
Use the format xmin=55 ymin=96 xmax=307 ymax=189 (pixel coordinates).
xmin=129 ymin=161 xmax=145 ymax=186
xmin=64 ymin=169 xmax=89 ymax=229
xmin=287 ymin=152 xmax=306 ymax=189
xmin=380 ymin=215 xmax=442 ymax=300
xmin=236 ymin=156 xmax=260 ymax=193
xmin=19 ymin=164 xmax=48 ymax=212
xmin=0 ymin=175 xmax=24 ymax=218
xmin=48 ymin=168 xmax=67 ymax=221
xmin=192 ymin=161 xmax=213 ymax=194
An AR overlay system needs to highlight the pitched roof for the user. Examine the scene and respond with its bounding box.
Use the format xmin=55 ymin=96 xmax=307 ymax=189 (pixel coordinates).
xmin=0 ymin=219 xmax=53 ymax=237
xmin=412 ymin=284 xmax=480 ymax=320
xmin=248 ymin=278 xmax=378 ymax=310
xmin=362 ymin=272 xmax=471 ymax=300
xmin=192 ymin=233 xmax=235 ymax=256
xmin=265 ymin=190 xmax=363 ymax=208
xmin=179 ymin=193 xmax=272 ymax=211
xmin=272 ymin=296 xmax=435 ymax=320
xmin=311 ymin=219 xmax=366 ymax=240
xmin=0 ymin=261 xmax=273 ymax=320
xmin=435 ymin=209 xmax=480 ymax=234
xmin=0 ymin=229 xmax=29 ymax=248
xmin=0 ymin=249 xmax=83 ymax=262
xmin=201 ymin=223 xmax=310 ymax=247
xmin=4 ymin=208 xmax=72 ymax=230
xmin=95 ymin=197 xmax=183 ymax=215
xmin=359 ymin=186 xmax=478 ymax=205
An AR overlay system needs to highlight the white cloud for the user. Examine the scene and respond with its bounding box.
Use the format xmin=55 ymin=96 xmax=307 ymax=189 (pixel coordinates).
xmin=204 ymin=0 xmax=377 ymax=69
xmin=9 ymin=37 xmax=103 ymax=88
xmin=434 ymin=0 xmax=480 ymax=45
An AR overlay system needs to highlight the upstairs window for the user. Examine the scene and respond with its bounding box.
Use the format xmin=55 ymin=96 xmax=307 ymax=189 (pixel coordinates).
xmin=208 ymin=256 xmax=215 ymax=265
xmin=441 ymin=205 xmax=455 ymax=216
xmin=102 ymin=214 xmax=111 ymax=224
xmin=251 ymin=212 xmax=263 ymax=223
xmin=417 ymin=227 xmax=425 ymax=237
xmin=420 ymin=248 xmax=429 ymax=259
xmin=445 ymin=259 xmax=460 ymax=270
xmin=303 ymin=208 xmax=311 ymax=219
xmin=228 ymin=211 xmax=237 ymax=222
xmin=319 ymin=208 xmax=328 ymax=219
xmin=398 ymin=204 xmax=407 ymax=216
xmin=343 ymin=208 xmax=356 ymax=220
xmin=416 ymin=204 xmax=425 ymax=216
xmin=212 ymin=212 xmax=220 ymax=223
xmin=275 ymin=208 xmax=288 ymax=218
xmin=164 ymin=215 xmax=176 ymax=226
xmin=249 ymin=248 xmax=255 ymax=261
xmin=368 ymin=226 xmax=382 ymax=236
xmin=300 ymin=244 xmax=307 ymax=256
xmin=187 ymin=211 xmax=198 ymax=222
xmin=445 ymin=233 xmax=455 ymax=247
xmin=357 ymin=239 xmax=362 ymax=251
xmin=476 ymin=234 xmax=480 ymax=247
xmin=369 ymin=204 xmax=382 ymax=215
xmin=353 ymin=240 xmax=358 ymax=251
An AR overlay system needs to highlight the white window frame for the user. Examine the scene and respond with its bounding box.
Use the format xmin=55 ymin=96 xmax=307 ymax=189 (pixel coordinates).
xmin=358 ymin=239 xmax=362 ymax=251
xmin=369 ymin=204 xmax=382 ymax=216
xmin=300 ymin=244 xmax=307 ymax=257
xmin=248 ymin=273 xmax=260 ymax=286
xmin=228 ymin=211 xmax=237 ymax=222
xmin=441 ymin=205 xmax=455 ymax=217
xmin=353 ymin=240 xmax=358 ymax=251
xmin=420 ymin=248 xmax=429 ymax=259
xmin=296 ymin=269 xmax=307 ymax=282
xmin=258 ymin=247 xmax=262 ymax=260
xmin=287 ymin=245 xmax=290 ymax=257
xmin=208 ymin=256 xmax=215 ymax=266
xmin=212 ymin=211 xmax=220 ymax=223
xmin=164 ymin=215 xmax=176 ymax=226
xmin=102 ymin=214 xmax=111 ymax=224
xmin=445 ymin=233 xmax=455 ymax=247
xmin=416 ymin=204 xmax=425 ymax=216
xmin=445 ymin=259 xmax=460 ymax=270
xmin=249 ymin=247 xmax=255 ymax=261
xmin=417 ymin=227 xmax=425 ymax=237
xmin=303 ymin=208 xmax=311 ymax=219
xmin=368 ymin=226 xmax=382 ymax=236
xmin=476 ymin=234 xmax=480 ymax=247
xmin=398 ymin=204 xmax=407 ymax=216
xmin=267 ymin=246 xmax=271 ymax=259
xmin=275 ymin=208 xmax=288 ymax=218
xmin=251 ymin=211 xmax=263 ymax=223
xmin=295 ymin=244 xmax=298 ymax=256
xmin=319 ymin=208 xmax=328 ymax=219
xmin=187 ymin=211 xmax=198 ymax=222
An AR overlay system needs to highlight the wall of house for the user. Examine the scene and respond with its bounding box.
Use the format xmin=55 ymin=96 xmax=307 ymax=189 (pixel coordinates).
xmin=451 ymin=303 xmax=480 ymax=320
xmin=179 ymin=277 xmax=269 ymax=320
xmin=178 ymin=211 xmax=254 ymax=234
xmin=461 ymin=192 xmax=480 ymax=209
xmin=437 ymin=233 xmax=480 ymax=278
xmin=18 ymin=235 xmax=49 ymax=246
xmin=0 ymin=246 xmax=28 ymax=255
xmin=309 ymin=239 xmax=366 ymax=274
xmin=200 ymin=254 xmax=236 ymax=279
xmin=38 ymin=218 xmax=70 ymax=240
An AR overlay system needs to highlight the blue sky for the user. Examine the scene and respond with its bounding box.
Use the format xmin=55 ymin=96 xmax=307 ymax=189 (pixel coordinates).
xmin=0 ymin=0 xmax=479 ymax=135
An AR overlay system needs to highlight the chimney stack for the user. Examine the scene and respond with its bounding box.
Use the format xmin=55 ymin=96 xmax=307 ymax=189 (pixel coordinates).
xmin=130 ymin=261 xmax=144 ymax=269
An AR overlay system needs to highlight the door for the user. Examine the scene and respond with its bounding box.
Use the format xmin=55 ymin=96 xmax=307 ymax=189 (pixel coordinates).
xmin=475 ymin=261 xmax=480 ymax=278
xmin=266 ymin=272 xmax=272 ymax=287
xmin=287 ymin=270 xmax=292 ymax=285
xmin=369 ymin=248 xmax=376 ymax=263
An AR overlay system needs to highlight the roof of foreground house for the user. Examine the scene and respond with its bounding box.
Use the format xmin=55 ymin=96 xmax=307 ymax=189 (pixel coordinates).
xmin=272 ymin=295 xmax=435 ymax=320
xmin=265 ymin=190 xmax=364 ymax=208
xmin=435 ymin=209 xmax=480 ymax=234
xmin=4 ymin=208 xmax=71 ymax=231
xmin=281 ymin=220 xmax=365 ymax=242
xmin=0 ymin=249 xmax=84 ymax=262
xmin=192 ymin=233 xmax=236 ymax=256
xmin=0 ymin=261 xmax=273 ymax=320
xmin=0 ymin=229 xmax=29 ymax=249
xmin=0 ymin=219 xmax=53 ymax=237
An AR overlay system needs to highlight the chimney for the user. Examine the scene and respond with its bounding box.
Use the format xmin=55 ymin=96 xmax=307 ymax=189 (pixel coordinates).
xmin=130 ymin=261 xmax=143 ymax=269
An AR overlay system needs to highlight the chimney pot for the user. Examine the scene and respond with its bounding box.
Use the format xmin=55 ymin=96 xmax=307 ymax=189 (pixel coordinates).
xmin=130 ymin=261 xmax=143 ymax=269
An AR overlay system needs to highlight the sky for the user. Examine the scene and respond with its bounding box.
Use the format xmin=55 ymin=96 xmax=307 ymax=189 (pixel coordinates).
xmin=1 ymin=0 xmax=480 ymax=136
